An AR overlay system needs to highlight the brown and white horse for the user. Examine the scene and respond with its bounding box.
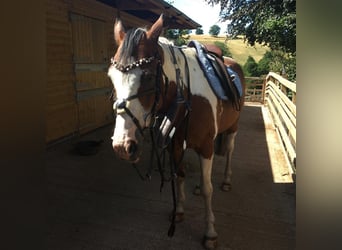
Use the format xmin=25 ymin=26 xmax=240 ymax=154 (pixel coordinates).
xmin=108 ymin=14 xmax=245 ymax=249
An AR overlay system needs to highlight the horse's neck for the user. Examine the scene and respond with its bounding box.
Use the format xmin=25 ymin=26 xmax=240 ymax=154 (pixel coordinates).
xmin=159 ymin=41 xmax=189 ymax=86
xmin=158 ymin=41 xmax=189 ymax=112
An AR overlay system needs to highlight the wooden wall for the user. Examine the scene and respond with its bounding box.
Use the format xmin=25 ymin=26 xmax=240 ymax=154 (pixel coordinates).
xmin=46 ymin=0 xmax=150 ymax=143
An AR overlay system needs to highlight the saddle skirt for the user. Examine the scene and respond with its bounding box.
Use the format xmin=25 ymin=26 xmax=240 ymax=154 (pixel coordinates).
xmin=187 ymin=40 xmax=243 ymax=102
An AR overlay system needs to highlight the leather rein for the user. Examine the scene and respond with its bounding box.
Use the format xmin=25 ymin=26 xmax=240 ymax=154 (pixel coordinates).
xmin=109 ymin=45 xmax=191 ymax=237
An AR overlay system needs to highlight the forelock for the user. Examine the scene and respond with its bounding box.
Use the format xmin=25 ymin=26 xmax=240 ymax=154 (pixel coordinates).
xmin=118 ymin=27 xmax=147 ymax=65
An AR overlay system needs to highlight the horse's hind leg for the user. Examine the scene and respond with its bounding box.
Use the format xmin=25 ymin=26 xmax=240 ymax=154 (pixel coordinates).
xmin=221 ymin=131 xmax=238 ymax=192
xmin=199 ymin=154 xmax=218 ymax=249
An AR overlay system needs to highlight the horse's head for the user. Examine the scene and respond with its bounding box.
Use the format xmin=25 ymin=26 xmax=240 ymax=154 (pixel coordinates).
xmin=108 ymin=14 xmax=164 ymax=162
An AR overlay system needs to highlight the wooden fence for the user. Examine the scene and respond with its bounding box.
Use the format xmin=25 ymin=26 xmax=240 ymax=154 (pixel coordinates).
xmin=244 ymin=73 xmax=296 ymax=171
xmin=244 ymin=76 xmax=265 ymax=103
xmin=263 ymin=72 xmax=296 ymax=171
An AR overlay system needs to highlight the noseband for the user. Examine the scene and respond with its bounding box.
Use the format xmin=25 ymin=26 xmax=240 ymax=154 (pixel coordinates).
xmin=110 ymin=55 xmax=163 ymax=136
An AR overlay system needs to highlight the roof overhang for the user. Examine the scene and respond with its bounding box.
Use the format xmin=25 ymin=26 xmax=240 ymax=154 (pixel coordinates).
xmin=97 ymin=0 xmax=201 ymax=29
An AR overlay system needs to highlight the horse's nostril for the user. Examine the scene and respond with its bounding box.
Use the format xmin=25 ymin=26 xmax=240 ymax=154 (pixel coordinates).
xmin=127 ymin=141 xmax=137 ymax=156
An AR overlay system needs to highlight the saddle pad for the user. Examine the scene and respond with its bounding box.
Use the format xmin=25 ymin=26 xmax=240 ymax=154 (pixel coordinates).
xmin=187 ymin=40 xmax=243 ymax=100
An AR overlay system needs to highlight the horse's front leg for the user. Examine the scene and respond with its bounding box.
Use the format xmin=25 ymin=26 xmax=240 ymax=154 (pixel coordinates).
xmin=200 ymin=155 xmax=218 ymax=249
xmin=175 ymin=165 xmax=186 ymax=222
xmin=221 ymin=131 xmax=238 ymax=191
xmin=172 ymin=141 xmax=186 ymax=222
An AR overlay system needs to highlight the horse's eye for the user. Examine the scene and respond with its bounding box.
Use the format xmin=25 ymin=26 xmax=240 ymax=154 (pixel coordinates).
xmin=141 ymin=71 xmax=154 ymax=83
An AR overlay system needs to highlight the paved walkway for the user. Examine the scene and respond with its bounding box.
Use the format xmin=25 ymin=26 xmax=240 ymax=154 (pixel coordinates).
xmin=47 ymin=103 xmax=295 ymax=250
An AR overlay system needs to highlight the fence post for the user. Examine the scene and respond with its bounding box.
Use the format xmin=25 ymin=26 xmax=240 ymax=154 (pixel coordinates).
xmin=262 ymin=77 xmax=267 ymax=104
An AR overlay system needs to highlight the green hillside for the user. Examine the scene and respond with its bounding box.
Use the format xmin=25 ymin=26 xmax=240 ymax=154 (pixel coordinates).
xmin=189 ymin=34 xmax=269 ymax=66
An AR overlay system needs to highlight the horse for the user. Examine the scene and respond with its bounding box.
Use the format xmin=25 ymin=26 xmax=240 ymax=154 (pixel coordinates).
xmin=108 ymin=14 xmax=245 ymax=249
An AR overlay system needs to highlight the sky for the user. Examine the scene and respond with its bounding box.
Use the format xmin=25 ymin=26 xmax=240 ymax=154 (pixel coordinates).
xmin=171 ymin=0 xmax=229 ymax=35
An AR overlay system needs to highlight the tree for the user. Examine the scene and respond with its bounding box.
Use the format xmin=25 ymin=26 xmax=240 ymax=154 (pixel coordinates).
xmin=213 ymin=41 xmax=232 ymax=57
xmin=196 ymin=27 xmax=204 ymax=35
xmin=205 ymin=0 xmax=296 ymax=54
xmin=164 ymin=29 xmax=190 ymax=46
xmin=243 ymin=56 xmax=259 ymax=77
xmin=257 ymin=51 xmax=273 ymax=76
xmin=256 ymin=50 xmax=296 ymax=81
xmin=209 ymin=24 xmax=221 ymax=36
xmin=226 ymin=23 xmax=234 ymax=38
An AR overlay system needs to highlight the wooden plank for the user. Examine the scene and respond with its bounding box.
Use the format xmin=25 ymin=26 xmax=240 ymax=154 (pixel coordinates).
xmin=74 ymin=65 xmax=111 ymax=90
xmin=95 ymin=95 xmax=114 ymax=127
xmin=267 ymin=89 xmax=296 ymax=144
xmin=46 ymin=0 xmax=78 ymax=143
xmin=71 ymin=13 xmax=99 ymax=63
xmin=266 ymin=85 xmax=296 ymax=127
xmin=47 ymin=47 xmax=72 ymax=60
xmin=78 ymin=98 xmax=96 ymax=134
xmin=76 ymin=87 xmax=112 ymax=101
xmin=69 ymin=0 xmax=118 ymax=21
xmin=267 ymin=81 xmax=296 ymax=116
xmin=75 ymin=63 xmax=108 ymax=71
xmin=267 ymin=72 xmax=296 ymax=93
xmin=47 ymin=90 xmax=75 ymax=107
xmin=77 ymin=89 xmax=113 ymax=134
xmin=47 ymin=24 xmax=70 ymax=35
xmin=47 ymin=0 xmax=68 ymax=9
xmin=47 ymin=72 xmax=74 ymax=82
xmin=92 ymin=19 xmax=107 ymax=62
xmin=266 ymin=98 xmax=296 ymax=164
xmin=47 ymin=63 xmax=74 ymax=75
xmin=46 ymin=102 xmax=78 ymax=142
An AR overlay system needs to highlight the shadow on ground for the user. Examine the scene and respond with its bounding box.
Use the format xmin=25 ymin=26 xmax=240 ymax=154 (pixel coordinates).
xmin=47 ymin=105 xmax=295 ymax=250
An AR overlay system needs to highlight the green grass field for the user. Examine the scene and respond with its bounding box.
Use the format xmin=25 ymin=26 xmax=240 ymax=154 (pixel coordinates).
xmin=189 ymin=34 xmax=269 ymax=66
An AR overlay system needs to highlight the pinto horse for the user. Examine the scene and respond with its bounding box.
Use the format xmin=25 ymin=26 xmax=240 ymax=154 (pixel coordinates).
xmin=108 ymin=14 xmax=245 ymax=249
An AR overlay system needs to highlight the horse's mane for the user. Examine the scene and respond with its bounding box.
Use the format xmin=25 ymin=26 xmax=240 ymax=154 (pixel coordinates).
xmin=118 ymin=27 xmax=147 ymax=65
xmin=157 ymin=37 xmax=175 ymax=60
xmin=158 ymin=37 xmax=174 ymax=46
xmin=118 ymin=29 xmax=174 ymax=66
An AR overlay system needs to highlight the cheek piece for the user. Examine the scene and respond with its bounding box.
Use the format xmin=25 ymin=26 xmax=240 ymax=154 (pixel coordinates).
xmin=111 ymin=55 xmax=163 ymax=137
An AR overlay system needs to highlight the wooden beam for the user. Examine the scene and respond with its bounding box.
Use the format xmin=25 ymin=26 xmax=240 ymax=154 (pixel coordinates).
xmin=115 ymin=0 xmax=155 ymax=11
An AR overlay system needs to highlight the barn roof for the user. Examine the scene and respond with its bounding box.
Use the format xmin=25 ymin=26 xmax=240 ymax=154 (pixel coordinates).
xmin=97 ymin=0 xmax=201 ymax=29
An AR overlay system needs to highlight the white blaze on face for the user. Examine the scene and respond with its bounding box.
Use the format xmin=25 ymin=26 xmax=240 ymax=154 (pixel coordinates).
xmin=108 ymin=66 xmax=146 ymax=146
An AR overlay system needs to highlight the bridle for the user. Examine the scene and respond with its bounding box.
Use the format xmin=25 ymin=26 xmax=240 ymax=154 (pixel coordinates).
xmin=109 ymin=45 xmax=190 ymax=237
xmin=110 ymin=54 xmax=163 ymax=137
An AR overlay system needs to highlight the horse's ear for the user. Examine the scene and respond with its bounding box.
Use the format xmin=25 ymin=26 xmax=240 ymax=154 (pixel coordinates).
xmin=114 ymin=18 xmax=125 ymax=46
xmin=147 ymin=14 xmax=165 ymax=41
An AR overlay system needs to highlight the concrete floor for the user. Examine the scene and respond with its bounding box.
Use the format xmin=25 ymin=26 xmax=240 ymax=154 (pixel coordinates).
xmin=47 ymin=103 xmax=295 ymax=250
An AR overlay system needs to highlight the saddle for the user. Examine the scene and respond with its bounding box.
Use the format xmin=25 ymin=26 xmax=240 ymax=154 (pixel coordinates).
xmin=187 ymin=40 xmax=242 ymax=108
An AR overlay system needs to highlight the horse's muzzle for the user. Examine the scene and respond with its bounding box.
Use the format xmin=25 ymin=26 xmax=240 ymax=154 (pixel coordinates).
xmin=113 ymin=140 xmax=140 ymax=163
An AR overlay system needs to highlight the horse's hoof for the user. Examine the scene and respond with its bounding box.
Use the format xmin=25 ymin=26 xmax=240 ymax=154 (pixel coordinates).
xmin=169 ymin=212 xmax=184 ymax=223
xmin=193 ymin=185 xmax=201 ymax=196
xmin=221 ymin=182 xmax=232 ymax=192
xmin=202 ymin=235 xmax=218 ymax=249
xmin=175 ymin=212 xmax=184 ymax=222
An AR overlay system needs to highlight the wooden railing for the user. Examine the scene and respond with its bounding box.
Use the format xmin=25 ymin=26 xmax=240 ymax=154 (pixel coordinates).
xmin=264 ymin=72 xmax=296 ymax=171
xmin=244 ymin=77 xmax=265 ymax=103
